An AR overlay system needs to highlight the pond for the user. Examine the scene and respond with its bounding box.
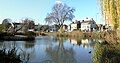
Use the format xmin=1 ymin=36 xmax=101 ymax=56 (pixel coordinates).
xmin=0 ymin=36 xmax=106 ymax=63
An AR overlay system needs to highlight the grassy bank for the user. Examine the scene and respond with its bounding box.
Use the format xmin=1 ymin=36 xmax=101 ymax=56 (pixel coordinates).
xmin=0 ymin=32 xmax=35 ymax=41
xmin=47 ymin=30 xmax=120 ymax=43
xmin=1 ymin=36 xmax=35 ymax=41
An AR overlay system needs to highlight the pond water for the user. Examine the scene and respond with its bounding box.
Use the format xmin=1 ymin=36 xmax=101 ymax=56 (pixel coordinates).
xmin=0 ymin=36 xmax=96 ymax=63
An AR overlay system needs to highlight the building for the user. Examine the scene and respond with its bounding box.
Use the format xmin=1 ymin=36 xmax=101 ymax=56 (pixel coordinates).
xmin=62 ymin=25 xmax=68 ymax=31
xmin=81 ymin=18 xmax=97 ymax=31
xmin=13 ymin=23 xmax=23 ymax=32
xmin=49 ymin=24 xmax=60 ymax=32
xmin=70 ymin=20 xmax=81 ymax=31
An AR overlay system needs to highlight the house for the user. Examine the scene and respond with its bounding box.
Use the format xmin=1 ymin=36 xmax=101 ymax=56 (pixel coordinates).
xmin=13 ymin=23 xmax=23 ymax=32
xmin=39 ymin=25 xmax=50 ymax=32
xmin=13 ymin=22 xmax=36 ymax=32
xmin=70 ymin=20 xmax=81 ymax=31
xmin=50 ymin=24 xmax=60 ymax=32
xmin=62 ymin=25 xmax=68 ymax=31
xmin=81 ymin=18 xmax=97 ymax=32
xmin=34 ymin=24 xmax=42 ymax=32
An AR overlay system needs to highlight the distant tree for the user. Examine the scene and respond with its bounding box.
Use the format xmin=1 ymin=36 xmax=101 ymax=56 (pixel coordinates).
xmin=22 ymin=18 xmax=35 ymax=33
xmin=2 ymin=18 xmax=12 ymax=31
xmin=40 ymin=25 xmax=50 ymax=32
xmin=0 ymin=24 xmax=4 ymax=32
xmin=28 ymin=21 xmax=35 ymax=29
xmin=45 ymin=2 xmax=75 ymax=29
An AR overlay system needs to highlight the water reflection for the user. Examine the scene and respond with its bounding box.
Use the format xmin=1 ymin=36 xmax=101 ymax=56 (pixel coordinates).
xmin=0 ymin=36 xmax=95 ymax=63
xmin=0 ymin=41 xmax=36 ymax=63
xmin=70 ymin=38 xmax=95 ymax=48
xmin=45 ymin=37 xmax=76 ymax=63
xmin=24 ymin=41 xmax=35 ymax=49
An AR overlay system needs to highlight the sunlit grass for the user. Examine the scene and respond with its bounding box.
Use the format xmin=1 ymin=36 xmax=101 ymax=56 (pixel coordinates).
xmin=93 ymin=42 xmax=120 ymax=63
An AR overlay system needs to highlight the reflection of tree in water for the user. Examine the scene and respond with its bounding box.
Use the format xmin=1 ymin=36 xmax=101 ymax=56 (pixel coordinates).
xmin=20 ymin=41 xmax=36 ymax=63
xmin=45 ymin=37 xmax=77 ymax=63
xmin=19 ymin=48 xmax=35 ymax=63
xmin=0 ymin=41 xmax=35 ymax=63
xmin=0 ymin=42 xmax=4 ymax=49
xmin=93 ymin=43 xmax=120 ymax=63
xmin=24 ymin=40 xmax=35 ymax=49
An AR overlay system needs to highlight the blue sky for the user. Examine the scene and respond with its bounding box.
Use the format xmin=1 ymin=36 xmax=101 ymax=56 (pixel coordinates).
xmin=0 ymin=0 xmax=103 ymax=24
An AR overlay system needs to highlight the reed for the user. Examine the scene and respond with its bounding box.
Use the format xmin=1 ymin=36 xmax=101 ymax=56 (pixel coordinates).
xmin=93 ymin=42 xmax=120 ymax=63
xmin=47 ymin=30 xmax=120 ymax=44
xmin=0 ymin=48 xmax=22 ymax=63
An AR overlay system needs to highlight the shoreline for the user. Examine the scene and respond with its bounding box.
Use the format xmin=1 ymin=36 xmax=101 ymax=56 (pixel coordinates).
xmin=0 ymin=36 xmax=35 ymax=41
xmin=47 ymin=30 xmax=120 ymax=44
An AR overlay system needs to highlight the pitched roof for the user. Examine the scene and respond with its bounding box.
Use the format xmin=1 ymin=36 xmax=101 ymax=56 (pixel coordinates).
xmin=81 ymin=21 xmax=93 ymax=24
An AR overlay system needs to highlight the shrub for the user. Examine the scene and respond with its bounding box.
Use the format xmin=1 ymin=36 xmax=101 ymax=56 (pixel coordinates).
xmin=24 ymin=31 xmax=36 ymax=36
xmin=0 ymin=48 xmax=22 ymax=63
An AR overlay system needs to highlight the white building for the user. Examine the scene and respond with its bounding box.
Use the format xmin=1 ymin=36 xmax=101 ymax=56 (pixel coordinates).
xmin=70 ymin=23 xmax=77 ymax=31
xmin=70 ymin=21 xmax=81 ymax=31
xmin=81 ymin=18 xmax=97 ymax=31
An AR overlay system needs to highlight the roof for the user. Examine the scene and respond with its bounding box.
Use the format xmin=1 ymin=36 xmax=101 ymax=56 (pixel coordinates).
xmin=81 ymin=21 xmax=93 ymax=24
xmin=13 ymin=23 xmax=22 ymax=25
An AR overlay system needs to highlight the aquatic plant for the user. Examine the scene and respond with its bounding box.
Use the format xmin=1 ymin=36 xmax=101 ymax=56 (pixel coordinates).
xmin=0 ymin=48 xmax=22 ymax=63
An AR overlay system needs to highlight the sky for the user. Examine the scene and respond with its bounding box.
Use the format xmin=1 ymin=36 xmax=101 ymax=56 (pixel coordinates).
xmin=0 ymin=0 xmax=103 ymax=24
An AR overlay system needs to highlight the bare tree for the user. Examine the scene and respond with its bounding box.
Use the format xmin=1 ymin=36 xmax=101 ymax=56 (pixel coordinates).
xmin=45 ymin=3 xmax=75 ymax=28
xmin=22 ymin=18 xmax=35 ymax=33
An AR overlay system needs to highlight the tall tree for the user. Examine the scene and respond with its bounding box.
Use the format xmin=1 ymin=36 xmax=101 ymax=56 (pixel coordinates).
xmin=45 ymin=2 xmax=75 ymax=29
xmin=100 ymin=0 xmax=120 ymax=30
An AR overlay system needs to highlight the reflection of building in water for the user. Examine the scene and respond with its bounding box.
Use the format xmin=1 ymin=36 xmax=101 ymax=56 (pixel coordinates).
xmin=70 ymin=38 xmax=94 ymax=48
xmin=81 ymin=39 xmax=92 ymax=48
xmin=81 ymin=39 xmax=89 ymax=44
xmin=70 ymin=39 xmax=81 ymax=46
xmin=70 ymin=39 xmax=77 ymax=45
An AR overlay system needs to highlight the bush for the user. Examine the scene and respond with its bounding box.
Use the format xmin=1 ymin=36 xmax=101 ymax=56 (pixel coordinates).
xmin=0 ymin=32 xmax=14 ymax=36
xmin=24 ymin=31 xmax=36 ymax=36
xmin=0 ymin=48 xmax=22 ymax=63
xmin=93 ymin=43 xmax=120 ymax=63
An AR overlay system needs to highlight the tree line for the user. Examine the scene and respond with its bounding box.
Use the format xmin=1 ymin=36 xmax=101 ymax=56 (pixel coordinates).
xmin=0 ymin=18 xmax=35 ymax=34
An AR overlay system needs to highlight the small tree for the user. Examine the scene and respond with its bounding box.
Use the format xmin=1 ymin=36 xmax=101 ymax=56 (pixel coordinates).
xmin=45 ymin=2 xmax=75 ymax=30
xmin=22 ymin=18 xmax=35 ymax=33
xmin=2 ymin=18 xmax=12 ymax=32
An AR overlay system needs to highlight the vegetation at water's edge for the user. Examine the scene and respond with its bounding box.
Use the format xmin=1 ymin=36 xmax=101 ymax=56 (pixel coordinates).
xmin=0 ymin=48 xmax=22 ymax=63
xmin=93 ymin=42 xmax=120 ymax=63
xmin=47 ymin=30 xmax=120 ymax=41
xmin=0 ymin=32 xmax=36 ymax=41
